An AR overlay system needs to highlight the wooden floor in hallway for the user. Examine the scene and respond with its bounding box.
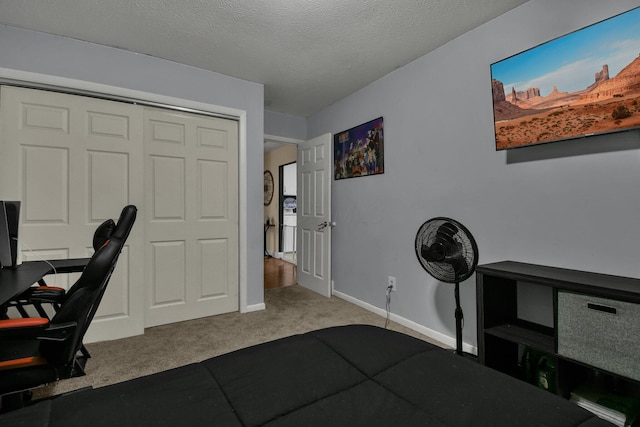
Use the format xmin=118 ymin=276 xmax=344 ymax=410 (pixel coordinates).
xmin=264 ymin=257 xmax=297 ymax=289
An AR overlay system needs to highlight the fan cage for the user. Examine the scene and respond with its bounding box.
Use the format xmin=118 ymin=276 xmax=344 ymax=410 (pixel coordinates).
xmin=414 ymin=217 xmax=478 ymax=284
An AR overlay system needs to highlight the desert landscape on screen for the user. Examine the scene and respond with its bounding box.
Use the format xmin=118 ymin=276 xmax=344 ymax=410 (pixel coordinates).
xmin=492 ymin=54 xmax=640 ymax=150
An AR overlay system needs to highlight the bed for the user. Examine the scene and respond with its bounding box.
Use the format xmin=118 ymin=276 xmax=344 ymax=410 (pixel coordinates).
xmin=0 ymin=325 xmax=611 ymax=426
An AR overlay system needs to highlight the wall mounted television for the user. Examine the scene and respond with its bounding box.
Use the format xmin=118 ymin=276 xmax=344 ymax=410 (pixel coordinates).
xmin=491 ymin=6 xmax=640 ymax=150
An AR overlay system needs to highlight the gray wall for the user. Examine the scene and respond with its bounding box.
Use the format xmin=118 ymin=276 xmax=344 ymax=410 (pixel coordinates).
xmin=0 ymin=25 xmax=265 ymax=308
xmin=265 ymin=110 xmax=307 ymax=141
xmin=308 ymin=0 xmax=640 ymax=347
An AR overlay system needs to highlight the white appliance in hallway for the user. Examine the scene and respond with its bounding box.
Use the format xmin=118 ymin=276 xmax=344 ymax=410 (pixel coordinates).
xmin=281 ymin=163 xmax=296 ymax=263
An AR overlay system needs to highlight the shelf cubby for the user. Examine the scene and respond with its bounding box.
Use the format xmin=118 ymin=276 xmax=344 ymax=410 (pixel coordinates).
xmin=476 ymin=261 xmax=640 ymax=418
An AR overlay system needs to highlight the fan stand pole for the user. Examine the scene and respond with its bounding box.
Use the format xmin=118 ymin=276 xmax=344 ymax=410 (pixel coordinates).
xmin=454 ymin=282 xmax=463 ymax=356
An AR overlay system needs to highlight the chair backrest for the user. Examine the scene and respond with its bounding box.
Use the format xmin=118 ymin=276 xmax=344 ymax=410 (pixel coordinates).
xmin=59 ymin=218 xmax=116 ymax=302
xmin=41 ymin=205 xmax=137 ymax=366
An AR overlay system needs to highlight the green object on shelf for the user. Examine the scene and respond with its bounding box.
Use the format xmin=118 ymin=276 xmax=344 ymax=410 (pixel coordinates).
xmin=521 ymin=348 xmax=556 ymax=393
xmin=535 ymin=355 xmax=556 ymax=393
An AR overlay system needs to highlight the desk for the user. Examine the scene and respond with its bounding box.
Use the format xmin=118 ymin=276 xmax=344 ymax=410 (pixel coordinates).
xmin=0 ymin=258 xmax=90 ymax=306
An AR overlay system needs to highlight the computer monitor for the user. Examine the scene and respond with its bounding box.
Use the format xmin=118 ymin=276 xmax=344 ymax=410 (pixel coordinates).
xmin=0 ymin=201 xmax=20 ymax=269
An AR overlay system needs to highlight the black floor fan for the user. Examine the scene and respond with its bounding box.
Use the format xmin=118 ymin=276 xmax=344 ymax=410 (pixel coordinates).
xmin=414 ymin=217 xmax=479 ymax=356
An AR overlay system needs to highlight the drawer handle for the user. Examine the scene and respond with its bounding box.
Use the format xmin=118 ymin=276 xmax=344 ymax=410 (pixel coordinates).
xmin=587 ymin=303 xmax=617 ymax=315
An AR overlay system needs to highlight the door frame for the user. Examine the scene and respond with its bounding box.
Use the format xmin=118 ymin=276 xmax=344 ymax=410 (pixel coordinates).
xmin=0 ymin=68 xmax=252 ymax=314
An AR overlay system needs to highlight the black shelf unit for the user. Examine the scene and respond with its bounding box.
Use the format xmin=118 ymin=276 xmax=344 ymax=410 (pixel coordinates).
xmin=476 ymin=261 xmax=640 ymax=413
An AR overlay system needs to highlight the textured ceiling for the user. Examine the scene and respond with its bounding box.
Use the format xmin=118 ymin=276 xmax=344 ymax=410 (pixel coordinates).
xmin=0 ymin=0 xmax=528 ymax=117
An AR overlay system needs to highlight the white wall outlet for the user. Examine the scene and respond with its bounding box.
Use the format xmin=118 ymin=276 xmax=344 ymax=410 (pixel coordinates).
xmin=388 ymin=276 xmax=397 ymax=292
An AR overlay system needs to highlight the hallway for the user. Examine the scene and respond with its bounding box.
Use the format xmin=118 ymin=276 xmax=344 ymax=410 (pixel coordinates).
xmin=264 ymin=257 xmax=297 ymax=289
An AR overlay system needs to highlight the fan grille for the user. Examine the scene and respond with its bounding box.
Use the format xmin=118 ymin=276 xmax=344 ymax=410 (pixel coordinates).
xmin=414 ymin=217 xmax=478 ymax=283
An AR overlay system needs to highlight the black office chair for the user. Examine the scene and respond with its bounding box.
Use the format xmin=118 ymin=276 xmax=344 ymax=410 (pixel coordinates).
xmin=10 ymin=217 xmax=117 ymax=319
xmin=7 ymin=209 xmax=124 ymax=364
xmin=0 ymin=205 xmax=136 ymax=409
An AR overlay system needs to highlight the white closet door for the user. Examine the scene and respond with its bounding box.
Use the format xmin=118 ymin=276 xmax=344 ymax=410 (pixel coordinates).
xmin=143 ymin=107 xmax=238 ymax=327
xmin=0 ymin=86 xmax=144 ymax=342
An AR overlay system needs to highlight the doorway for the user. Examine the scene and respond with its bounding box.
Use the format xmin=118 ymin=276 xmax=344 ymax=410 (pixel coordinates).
xmin=263 ymin=138 xmax=299 ymax=290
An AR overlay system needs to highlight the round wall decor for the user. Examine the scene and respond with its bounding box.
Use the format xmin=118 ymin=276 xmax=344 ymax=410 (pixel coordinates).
xmin=264 ymin=170 xmax=274 ymax=205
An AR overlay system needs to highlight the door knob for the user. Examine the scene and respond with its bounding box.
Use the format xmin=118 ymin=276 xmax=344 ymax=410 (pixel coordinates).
xmin=317 ymin=221 xmax=336 ymax=231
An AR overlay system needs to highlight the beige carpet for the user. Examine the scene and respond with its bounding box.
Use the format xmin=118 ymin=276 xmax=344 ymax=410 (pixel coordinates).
xmin=35 ymin=284 xmax=446 ymax=399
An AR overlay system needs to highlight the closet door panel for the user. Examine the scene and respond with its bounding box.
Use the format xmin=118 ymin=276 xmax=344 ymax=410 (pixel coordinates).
xmin=0 ymin=86 xmax=144 ymax=342
xmin=144 ymin=108 xmax=238 ymax=327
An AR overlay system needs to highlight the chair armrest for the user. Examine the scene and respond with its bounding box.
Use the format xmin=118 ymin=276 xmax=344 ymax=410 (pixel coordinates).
xmin=28 ymin=286 xmax=66 ymax=303
xmin=0 ymin=319 xmax=76 ymax=341
xmin=0 ymin=318 xmax=49 ymax=337
xmin=46 ymin=258 xmax=90 ymax=274
xmin=37 ymin=322 xmax=77 ymax=342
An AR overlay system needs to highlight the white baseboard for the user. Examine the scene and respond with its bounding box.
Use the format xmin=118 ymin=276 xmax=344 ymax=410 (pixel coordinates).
xmin=332 ymin=290 xmax=477 ymax=355
xmin=243 ymin=302 xmax=266 ymax=313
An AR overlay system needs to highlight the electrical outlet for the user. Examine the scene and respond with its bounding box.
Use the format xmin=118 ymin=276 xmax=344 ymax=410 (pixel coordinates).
xmin=388 ymin=276 xmax=397 ymax=292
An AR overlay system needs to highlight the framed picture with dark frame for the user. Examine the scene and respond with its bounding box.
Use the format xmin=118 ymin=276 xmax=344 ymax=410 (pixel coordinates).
xmin=491 ymin=6 xmax=640 ymax=150
xmin=334 ymin=117 xmax=384 ymax=180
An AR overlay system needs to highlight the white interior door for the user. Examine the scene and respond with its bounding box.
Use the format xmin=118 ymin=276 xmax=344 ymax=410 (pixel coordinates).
xmin=144 ymin=107 xmax=239 ymax=327
xmin=297 ymin=133 xmax=332 ymax=297
xmin=0 ymin=85 xmax=144 ymax=342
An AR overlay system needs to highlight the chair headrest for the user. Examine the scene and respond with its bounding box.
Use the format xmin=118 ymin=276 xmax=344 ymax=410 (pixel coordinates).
xmin=110 ymin=205 xmax=137 ymax=243
xmin=93 ymin=219 xmax=116 ymax=251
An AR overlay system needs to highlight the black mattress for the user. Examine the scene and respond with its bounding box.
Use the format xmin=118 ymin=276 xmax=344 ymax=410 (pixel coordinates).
xmin=1 ymin=325 xmax=611 ymax=426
